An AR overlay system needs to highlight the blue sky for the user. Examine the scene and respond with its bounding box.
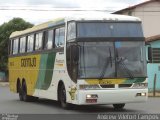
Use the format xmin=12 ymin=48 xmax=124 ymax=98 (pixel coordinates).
xmin=0 ymin=0 xmax=147 ymax=25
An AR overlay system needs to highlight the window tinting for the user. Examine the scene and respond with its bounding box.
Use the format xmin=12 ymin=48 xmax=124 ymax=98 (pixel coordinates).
xmin=78 ymin=42 xmax=115 ymax=78
xmin=45 ymin=30 xmax=53 ymax=49
xmin=77 ymin=41 xmax=146 ymax=79
xmin=27 ymin=35 xmax=34 ymax=52
xmin=13 ymin=38 xmax=19 ymax=54
xmin=77 ymin=22 xmax=143 ymax=38
xmin=20 ymin=37 xmax=26 ymax=53
xmin=35 ymin=32 xmax=43 ymax=50
xmin=67 ymin=22 xmax=76 ymax=40
xmin=115 ymin=41 xmax=146 ymax=77
xmin=55 ymin=27 xmax=65 ymax=48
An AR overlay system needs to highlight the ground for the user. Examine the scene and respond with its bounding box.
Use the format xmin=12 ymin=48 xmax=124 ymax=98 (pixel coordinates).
xmin=0 ymin=86 xmax=160 ymax=114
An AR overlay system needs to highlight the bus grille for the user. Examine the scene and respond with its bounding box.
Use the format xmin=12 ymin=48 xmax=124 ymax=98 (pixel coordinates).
xmin=118 ymin=84 xmax=132 ymax=88
xmin=100 ymin=84 xmax=115 ymax=88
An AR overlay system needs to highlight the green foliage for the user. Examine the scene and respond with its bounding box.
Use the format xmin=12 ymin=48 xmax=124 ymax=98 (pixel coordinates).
xmin=0 ymin=18 xmax=34 ymax=73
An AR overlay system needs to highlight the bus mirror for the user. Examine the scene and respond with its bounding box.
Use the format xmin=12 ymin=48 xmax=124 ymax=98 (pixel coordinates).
xmin=148 ymin=47 xmax=152 ymax=63
xmin=72 ymin=45 xmax=79 ymax=63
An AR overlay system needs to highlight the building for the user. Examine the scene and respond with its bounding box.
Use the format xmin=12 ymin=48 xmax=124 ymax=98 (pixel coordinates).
xmin=146 ymin=35 xmax=160 ymax=92
xmin=113 ymin=0 xmax=160 ymax=93
xmin=113 ymin=0 xmax=160 ymax=37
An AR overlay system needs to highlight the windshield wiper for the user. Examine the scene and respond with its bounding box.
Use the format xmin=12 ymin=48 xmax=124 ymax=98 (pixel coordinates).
xmin=99 ymin=47 xmax=112 ymax=80
xmin=116 ymin=49 xmax=134 ymax=79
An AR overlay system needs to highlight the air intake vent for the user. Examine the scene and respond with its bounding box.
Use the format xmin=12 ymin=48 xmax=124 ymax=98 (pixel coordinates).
xmin=100 ymin=84 xmax=115 ymax=88
xmin=119 ymin=84 xmax=132 ymax=88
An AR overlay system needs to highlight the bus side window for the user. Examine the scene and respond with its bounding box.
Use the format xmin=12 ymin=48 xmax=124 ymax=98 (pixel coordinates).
xmin=35 ymin=32 xmax=43 ymax=50
xmin=19 ymin=37 xmax=26 ymax=53
xmin=13 ymin=38 xmax=19 ymax=55
xmin=55 ymin=27 xmax=65 ymax=48
xmin=44 ymin=30 xmax=54 ymax=49
xmin=67 ymin=22 xmax=76 ymax=40
xmin=27 ymin=34 xmax=34 ymax=52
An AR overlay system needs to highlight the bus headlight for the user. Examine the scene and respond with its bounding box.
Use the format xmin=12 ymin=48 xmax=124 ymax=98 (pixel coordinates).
xmin=86 ymin=94 xmax=98 ymax=103
xmin=132 ymin=83 xmax=148 ymax=89
xmin=79 ymin=85 xmax=100 ymax=90
xmin=136 ymin=92 xmax=147 ymax=96
xmin=86 ymin=94 xmax=98 ymax=99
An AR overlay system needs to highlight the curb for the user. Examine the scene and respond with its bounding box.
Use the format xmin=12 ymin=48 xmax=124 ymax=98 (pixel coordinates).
xmin=148 ymin=92 xmax=160 ymax=97
xmin=0 ymin=82 xmax=9 ymax=87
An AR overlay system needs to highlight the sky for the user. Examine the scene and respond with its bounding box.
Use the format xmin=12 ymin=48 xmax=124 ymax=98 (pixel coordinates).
xmin=0 ymin=0 xmax=147 ymax=25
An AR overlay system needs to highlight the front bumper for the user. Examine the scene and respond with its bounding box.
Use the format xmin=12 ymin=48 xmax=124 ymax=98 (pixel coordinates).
xmin=77 ymin=89 xmax=148 ymax=105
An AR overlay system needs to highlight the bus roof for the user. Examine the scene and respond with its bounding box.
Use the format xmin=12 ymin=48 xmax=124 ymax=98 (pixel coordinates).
xmin=10 ymin=18 xmax=65 ymax=39
xmin=10 ymin=13 xmax=141 ymax=39
xmin=66 ymin=13 xmax=141 ymax=21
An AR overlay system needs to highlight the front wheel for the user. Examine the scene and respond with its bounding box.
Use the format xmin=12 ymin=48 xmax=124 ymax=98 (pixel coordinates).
xmin=59 ymin=84 xmax=70 ymax=109
xmin=113 ymin=104 xmax=125 ymax=110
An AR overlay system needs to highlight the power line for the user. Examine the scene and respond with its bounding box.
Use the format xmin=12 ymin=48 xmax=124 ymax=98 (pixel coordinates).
xmin=1 ymin=8 xmax=160 ymax=12
xmin=0 ymin=8 xmax=115 ymax=12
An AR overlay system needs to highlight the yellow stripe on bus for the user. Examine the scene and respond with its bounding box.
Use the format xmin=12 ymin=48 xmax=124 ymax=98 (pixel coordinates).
xmin=85 ymin=79 xmax=126 ymax=85
xmin=9 ymin=55 xmax=41 ymax=95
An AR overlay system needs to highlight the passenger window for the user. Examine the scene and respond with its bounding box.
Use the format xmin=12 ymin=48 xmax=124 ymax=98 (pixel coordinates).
xmin=67 ymin=22 xmax=76 ymax=40
xmin=13 ymin=38 xmax=19 ymax=54
xmin=27 ymin=35 xmax=34 ymax=52
xmin=35 ymin=32 xmax=43 ymax=50
xmin=55 ymin=27 xmax=65 ymax=48
xmin=20 ymin=37 xmax=26 ymax=53
xmin=45 ymin=30 xmax=53 ymax=49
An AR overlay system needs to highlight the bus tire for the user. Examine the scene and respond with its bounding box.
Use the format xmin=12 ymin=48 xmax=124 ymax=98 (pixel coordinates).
xmin=59 ymin=84 xmax=70 ymax=109
xmin=113 ymin=103 xmax=125 ymax=110
xmin=22 ymin=81 xmax=31 ymax=102
xmin=30 ymin=96 xmax=39 ymax=102
xmin=17 ymin=81 xmax=23 ymax=101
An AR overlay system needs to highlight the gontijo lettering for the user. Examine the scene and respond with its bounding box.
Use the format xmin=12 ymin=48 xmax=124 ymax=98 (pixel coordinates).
xmin=21 ymin=57 xmax=36 ymax=67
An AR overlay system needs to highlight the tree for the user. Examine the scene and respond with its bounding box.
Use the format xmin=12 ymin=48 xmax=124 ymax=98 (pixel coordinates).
xmin=0 ymin=18 xmax=33 ymax=76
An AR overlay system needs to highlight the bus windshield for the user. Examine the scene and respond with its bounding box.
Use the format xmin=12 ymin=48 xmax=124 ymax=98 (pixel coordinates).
xmin=78 ymin=41 xmax=147 ymax=79
xmin=77 ymin=22 xmax=143 ymax=38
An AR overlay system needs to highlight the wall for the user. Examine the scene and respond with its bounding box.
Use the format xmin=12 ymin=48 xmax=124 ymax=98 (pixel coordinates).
xmin=0 ymin=72 xmax=6 ymax=81
xmin=116 ymin=1 xmax=160 ymax=37
xmin=147 ymin=40 xmax=160 ymax=92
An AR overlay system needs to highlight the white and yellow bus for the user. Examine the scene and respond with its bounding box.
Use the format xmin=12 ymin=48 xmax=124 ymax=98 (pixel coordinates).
xmin=9 ymin=14 xmax=148 ymax=109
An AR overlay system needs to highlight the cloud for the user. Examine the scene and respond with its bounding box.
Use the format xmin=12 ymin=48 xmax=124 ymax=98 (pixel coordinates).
xmin=0 ymin=0 xmax=147 ymax=9
xmin=0 ymin=0 xmax=147 ymax=25
xmin=0 ymin=0 xmax=28 ymax=5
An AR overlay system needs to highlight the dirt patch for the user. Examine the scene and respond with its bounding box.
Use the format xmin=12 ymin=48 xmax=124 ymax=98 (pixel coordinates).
xmin=148 ymin=92 xmax=160 ymax=97
xmin=0 ymin=82 xmax=9 ymax=87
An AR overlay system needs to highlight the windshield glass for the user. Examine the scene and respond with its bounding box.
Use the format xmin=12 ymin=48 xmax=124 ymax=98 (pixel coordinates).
xmin=115 ymin=41 xmax=147 ymax=78
xmin=78 ymin=42 xmax=115 ymax=78
xmin=78 ymin=41 xmax=146 ymax=79
xmin=77 ymin=22 xmax=143 ymax=38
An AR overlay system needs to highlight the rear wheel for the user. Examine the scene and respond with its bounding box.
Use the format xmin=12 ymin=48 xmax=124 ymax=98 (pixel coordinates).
xmin=113 ymin=104 xmax=125 ymax=110
xmin=17 ymin=82 xmax=23 ymax=101
xmin=22 ymin=82 xmax=31 ymax=102
xmin=59 ymin=84 xmax=70 ymax=109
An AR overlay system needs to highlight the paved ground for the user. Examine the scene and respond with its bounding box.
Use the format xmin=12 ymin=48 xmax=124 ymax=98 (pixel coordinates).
xmin=0 ymin=82 xmax=9 ymax=87
xmin=0 ymin=86 xmax=160 ymax=114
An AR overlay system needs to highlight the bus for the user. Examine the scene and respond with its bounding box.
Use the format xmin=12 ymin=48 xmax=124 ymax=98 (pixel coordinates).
xmin=8 ymin=14 xmax=148 ymax=109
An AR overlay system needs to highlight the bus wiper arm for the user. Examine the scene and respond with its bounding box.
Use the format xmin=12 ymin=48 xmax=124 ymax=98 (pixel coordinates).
xmin=99 ymin=48 xmax=112 ymax=80
xmin=117 ymin=57 xmax=134 ymax=79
